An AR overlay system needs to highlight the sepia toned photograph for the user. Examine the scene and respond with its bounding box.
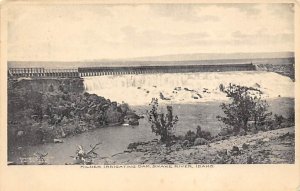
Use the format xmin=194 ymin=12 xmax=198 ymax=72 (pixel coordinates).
xmin=6 ymin=3 xmax=295 ymax=166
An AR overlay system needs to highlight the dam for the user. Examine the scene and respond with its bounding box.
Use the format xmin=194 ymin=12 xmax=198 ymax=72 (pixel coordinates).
xmin=8 ymin=63 xmax=256 ymax=78
xmin=78 ymin=63 xmax=256 ymax=77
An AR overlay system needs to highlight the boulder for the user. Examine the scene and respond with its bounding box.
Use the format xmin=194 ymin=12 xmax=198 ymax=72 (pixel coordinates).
xmin=231 ymin=146 xmax=240 ymax=155
xmin=53 ymin=139 xmax=63 ymax=143
xmin=242 ymin=143 xmax=250 ymax=150
xmin=219 ymin=149 xmax=228 ymax=156
xmin=182 ymin=140 xmax=189 ymax=147
xmin=192 ymin=95 xmax=199 ymax=99
xmin=31 ymin=115 xmax=39 ymax=120
xmin=247 ymin=156 xmax=253 ymax=164
xmin=128 ymin=142 xmax=138 ymax=150
xmin=239 ymin=129 xmax=247 ymax=136
xmin=262 ymin=138 xmax=270 ymax=142
xmin=43 ymin=115 xmax=50 ymax=120
xmin=232 ymin=146 xmax=239 ymax=152
xmin=197 ymin=93 xmax=203 ymax=98
xmin=159 ymin=92 xmax=171 ymax=100
xmin=105 ymin=106 xmax=123 ymax=124
xmin=129 ymin=119 xmax=139 ymax=126
xmin=194 ymin=138 xmax=208 ymax=146
xmin=17 ymin=130 xmax=24 ymax=137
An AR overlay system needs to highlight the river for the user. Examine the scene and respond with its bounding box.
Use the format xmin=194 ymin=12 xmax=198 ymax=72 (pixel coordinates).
xmin=8 ymin=71 xmax=295 ymax=164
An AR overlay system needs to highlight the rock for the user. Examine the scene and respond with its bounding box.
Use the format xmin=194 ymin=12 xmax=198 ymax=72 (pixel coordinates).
xmin=126 ymin=112 xmax=140 ymax=120
xmin=53 ymin=139 xmax=63 ymax=143
xmin=239 ymin=129 xmax=247 ymax=136
xmin=31 ymin=115 xmax=39 ymax=120
xmin=182 ymin=140 xmax=189 ymax=147
xmin=43 ymin=115 xmax=50 ymax=120
xmin=111 ymin=101 xmax=118 ymax=108
xmin=194 ymin=138 xmax=208 ymax=146
xmin=159 ymin=92 xmax=171 ymax=100
xmin=129 ymin=120 xmax=139 ymax=126
xmin=197 ymin=93 xmax=202 ymax=98
xmin=210 ymin=137 xmax=218 ymax=142
xmin=232 ymin=146 xmax=239 ymax=152
xmin=247 ymin=156 xmax=253 ymax=164
xmin=231 ymin=146 xmax=240 ymax=155
xmin=105 ymin=106 xmax=123 ymax=124
xmin=262 ymin=138 xmax=270 ymax=142
xmin=242 ymin=143 xmax=249 ymax=150
xmin=128 ymin=143 xmax=138 ymax=150
xmin=192 ymin=96 xmax=199 ymax=99
xmin=61 ymin=131 xmax=66 ymax=138
xmin=254 ymin=83 xmax=261 ymax=88
xmin=8 ymin=161 xmax=17 ymax=165
xmin=17 ymin=130 xmax=24 ymax=137
xmin=151 ymin=139 xmax=159 ymax=143
xmin=219 ymin=149 xmax=227 ymax=156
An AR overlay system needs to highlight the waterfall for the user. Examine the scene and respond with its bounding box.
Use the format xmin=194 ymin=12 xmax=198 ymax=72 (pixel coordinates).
xmin=83 ymin=71 xmax=294 ymax=106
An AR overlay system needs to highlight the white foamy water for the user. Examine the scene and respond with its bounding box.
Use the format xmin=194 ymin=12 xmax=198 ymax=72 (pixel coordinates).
xmin=83 ymin=71 xmax=294 ymax=106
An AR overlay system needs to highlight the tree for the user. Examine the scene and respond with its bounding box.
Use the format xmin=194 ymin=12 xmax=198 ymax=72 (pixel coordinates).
xmin=147 ymin=98 xmax=178 ymax=143
xmin=71 ymin=142 xmax=101 ymax=165
xmin=217 ymin=84 xmax=272 ymax=133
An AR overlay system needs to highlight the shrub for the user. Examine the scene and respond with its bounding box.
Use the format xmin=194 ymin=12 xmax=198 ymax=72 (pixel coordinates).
xmin=219 ymin=83 xmax=225 ymax=92
xmin=274 ymin=114 xmax=284 ymax=127
xmin=184 ymin=126 xmax=212 ymax=144
xmin=217 ymin=84 xmax=272 ymax=133
xmin=184 ymin=130 xmax=197 ymax=143
xmin=147 ymin=98 xmax=178 ymax=143
xmin=196 ymin=125 xmax=212 ymax=140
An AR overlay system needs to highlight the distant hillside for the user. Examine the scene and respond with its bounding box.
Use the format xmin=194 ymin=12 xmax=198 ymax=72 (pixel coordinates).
xmin=8 ymin=52 xmax=294 ymax=68
xmin=123 ymin=52 xmax=294 ymax=62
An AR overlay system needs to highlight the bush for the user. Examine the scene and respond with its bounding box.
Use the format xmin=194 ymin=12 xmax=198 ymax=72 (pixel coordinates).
xmin=219 ymin=83 xmax=225 ymax=92
xmin=184 ymin=130 xmax=197 ymax=143
xmin=184 ymin=126 xmax=212 ymax=144
xmin=217 ymin=84 xmax=272 ymax=133
xmin=147 ymin=98 xmax=178 ymax=143
xmin=196 ymin=125 xmax=212 ymax=140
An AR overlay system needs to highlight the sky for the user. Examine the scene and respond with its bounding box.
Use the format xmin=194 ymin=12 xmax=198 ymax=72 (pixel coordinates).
xmin=8 ymin=3 xmax=294 ymax=61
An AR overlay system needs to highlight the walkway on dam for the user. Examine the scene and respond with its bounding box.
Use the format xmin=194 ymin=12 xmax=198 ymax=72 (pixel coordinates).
xmin=8 ymin=63 xmax=256 ymax=78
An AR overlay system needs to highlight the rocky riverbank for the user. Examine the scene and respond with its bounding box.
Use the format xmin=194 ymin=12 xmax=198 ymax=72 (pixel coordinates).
xmin=8 ymin=78 xmax=139 ymax=148
xmin=255 ymin=63 xmax=295 ymax=81
xmin=98 ymin=127 xmax=295 ymax=164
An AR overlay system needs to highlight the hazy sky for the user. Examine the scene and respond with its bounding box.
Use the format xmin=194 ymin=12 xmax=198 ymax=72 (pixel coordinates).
xmin=8 ymin=4 xmax=294 ymax=61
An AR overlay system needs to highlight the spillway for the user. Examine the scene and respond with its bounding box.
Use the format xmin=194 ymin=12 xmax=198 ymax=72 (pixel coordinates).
xmin=83 ymin=71 xmax=294 ymax=106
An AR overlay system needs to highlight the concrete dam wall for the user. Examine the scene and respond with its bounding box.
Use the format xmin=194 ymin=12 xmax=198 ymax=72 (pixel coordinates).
xmin=8 ymin=63 xmax=256 ymax=78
